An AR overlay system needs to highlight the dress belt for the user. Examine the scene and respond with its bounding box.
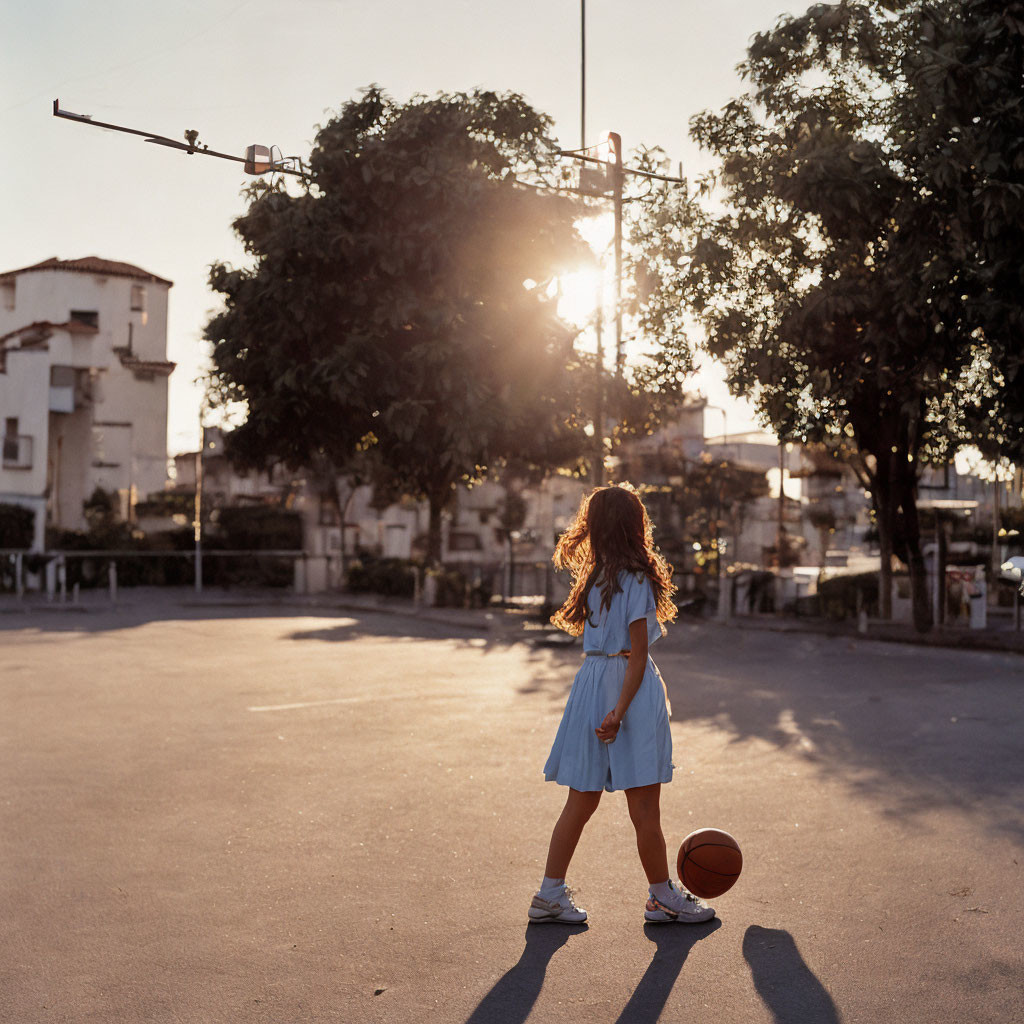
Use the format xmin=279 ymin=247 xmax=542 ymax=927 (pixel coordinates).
xmin=583 ymin=650 xmax=631 ymax=658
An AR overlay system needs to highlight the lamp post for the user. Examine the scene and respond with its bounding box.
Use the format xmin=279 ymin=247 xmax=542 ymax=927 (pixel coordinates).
xmin=194 ymin=403 xmax=205 ymax=594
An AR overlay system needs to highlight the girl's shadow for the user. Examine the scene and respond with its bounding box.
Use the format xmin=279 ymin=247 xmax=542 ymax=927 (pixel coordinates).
xmin=463 ymin=922 xmax=588 ymax=1024
xmin=743 ymin=925 xmax=841 ymax=1023
xmin=611 ymin=918 xmax=722 ymax=1024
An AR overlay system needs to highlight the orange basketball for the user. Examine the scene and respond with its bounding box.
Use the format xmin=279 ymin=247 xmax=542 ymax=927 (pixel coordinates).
xmin=677 ymin=827 xmax=742 ymax=899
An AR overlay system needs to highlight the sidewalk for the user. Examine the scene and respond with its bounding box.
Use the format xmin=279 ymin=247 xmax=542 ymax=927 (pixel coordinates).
xmin=0 ymin=585 xmax=509 ymax=634
xmin=724 ymin=609 xmax=1024 ymax=655
xmin=3 ymin=584 xmax=1024 ymax=655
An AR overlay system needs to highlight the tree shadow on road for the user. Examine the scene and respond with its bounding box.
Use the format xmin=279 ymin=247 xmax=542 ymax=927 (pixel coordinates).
xmin=743 ymin=925 xmax=841 ymax=1024
xmin=462 ymin=922 xmax=588 ymax=1024
xmin=611 ymin=917 xmax=721 ymax=1024
xmin=650 ymin=623 xmax=1024 ymax=842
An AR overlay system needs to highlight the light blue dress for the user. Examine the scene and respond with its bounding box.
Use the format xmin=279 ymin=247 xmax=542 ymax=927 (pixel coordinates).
xmin=543 ymin=570 xmax=674 ymax=793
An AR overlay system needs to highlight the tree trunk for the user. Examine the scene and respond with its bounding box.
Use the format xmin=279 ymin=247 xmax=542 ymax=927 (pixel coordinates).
xmin=876 ymin=509 xmax=894 ymax=621
xmin=332 ymin=477 xmax=357 ymax=582
xmin=426 ymin=489 xmax=446 ymax=568
xmin=873 ymin=458 xmax=894 ymax=621
xmin=426 ymin=499 xmax=443 ymax=568
xmin=897 ymin=467 xmax=933 ymax=633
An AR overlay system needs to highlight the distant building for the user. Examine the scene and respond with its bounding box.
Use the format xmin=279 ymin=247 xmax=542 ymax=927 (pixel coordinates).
xmin=0 ymin=257 xmax=175 ymax=548
xmin=172 ymin=426 xmax=284 ymax=509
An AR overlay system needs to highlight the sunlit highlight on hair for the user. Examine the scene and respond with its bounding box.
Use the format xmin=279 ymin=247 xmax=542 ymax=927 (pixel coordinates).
xmin=551 ymin=483 xmax=677 ymax=636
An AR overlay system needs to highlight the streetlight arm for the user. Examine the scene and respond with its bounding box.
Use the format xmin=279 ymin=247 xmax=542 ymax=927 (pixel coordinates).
xmin=52 ymin=100 xmax=310 ymax=179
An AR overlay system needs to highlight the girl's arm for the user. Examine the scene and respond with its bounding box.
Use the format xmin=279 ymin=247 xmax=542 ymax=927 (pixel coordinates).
xmin=595 ymin=618 xmax=649 ymax=743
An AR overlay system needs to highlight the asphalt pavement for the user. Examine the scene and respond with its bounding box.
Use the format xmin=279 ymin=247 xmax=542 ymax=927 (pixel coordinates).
xmin=1 ymin=602 xmax=1021 ymax=1023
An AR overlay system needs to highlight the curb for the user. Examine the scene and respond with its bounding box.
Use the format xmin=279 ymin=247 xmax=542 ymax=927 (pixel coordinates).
xmin=721 ymin=613 xmax=1024 ymax=656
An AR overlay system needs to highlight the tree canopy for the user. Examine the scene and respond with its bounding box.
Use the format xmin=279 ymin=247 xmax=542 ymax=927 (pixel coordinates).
xmin=664 ymin=0 xmax=1024 ymax=629
xmin=205 ymin=88 xmax=592 ymax=562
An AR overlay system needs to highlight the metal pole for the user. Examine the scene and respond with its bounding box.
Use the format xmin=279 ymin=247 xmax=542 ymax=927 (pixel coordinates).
xmin=992 ymin=477 xmax=1001 ymax=580
xmin=128 ymin=423 xmax=135 ymax=525
xmin=580 ymin=1 xmax=586 ymax=150
xmin=777 ymin=441 xmax=786 ymax=567
xmin=194 ymin=413 xmax=204 ymax=594
xmin=609 ymin=133 xmax=624 ymax=377
xmin=594 ymin=282 xmax=604 ymax=486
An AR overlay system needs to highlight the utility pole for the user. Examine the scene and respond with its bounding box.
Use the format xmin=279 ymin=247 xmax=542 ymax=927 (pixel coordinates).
xmin=194 ymin=410 xmax=205 ymax=595
xmin=608 ymin=132 xmax=625 ymax=376
xmin=580 ymin=0 xmax=586 ymax=150
xmin=558 ymin=136 xmax=685 ymax=484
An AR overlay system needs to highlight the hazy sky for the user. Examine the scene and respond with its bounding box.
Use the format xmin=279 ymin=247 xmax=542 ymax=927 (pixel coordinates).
xmin=2 ymin=0 xmax=802 ymax=456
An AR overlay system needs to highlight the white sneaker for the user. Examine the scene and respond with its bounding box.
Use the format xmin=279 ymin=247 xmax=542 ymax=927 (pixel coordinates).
xmin=644 ymin=880 xmax=715 ymax=924
xmin=528 ymin=884 xmax=588 ymax=924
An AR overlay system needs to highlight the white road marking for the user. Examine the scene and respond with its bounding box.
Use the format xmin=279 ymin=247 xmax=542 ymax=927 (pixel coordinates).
xmin=247 ymin=691 xmax=462 ymax=712
xmin=248 ymin=697 xmax=365 ymax=712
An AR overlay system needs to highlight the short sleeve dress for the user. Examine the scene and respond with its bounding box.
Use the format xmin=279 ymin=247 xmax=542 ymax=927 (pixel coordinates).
xmin=543 ymin=570 xmax=674 ymax=793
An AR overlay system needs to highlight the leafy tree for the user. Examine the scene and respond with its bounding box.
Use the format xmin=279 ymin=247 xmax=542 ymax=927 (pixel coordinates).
xmin=206 ymin=88 xmax=590 ymax=565
xmin=896 ymin=0 xmax=1024 ymax=463
xmin=611 ymin=444 xmax=768 ymax=573
xmin=670 ymin=0 xmax=1024 ymax=631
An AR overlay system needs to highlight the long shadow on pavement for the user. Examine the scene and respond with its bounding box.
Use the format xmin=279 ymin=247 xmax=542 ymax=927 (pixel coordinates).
xmin=611 ymin=918 xmax=722 ymax=1024
xmin=463 ymin=922 xmax=588 ymax=1024
xmin=743 ymin=925 xmax=841 ymax=1024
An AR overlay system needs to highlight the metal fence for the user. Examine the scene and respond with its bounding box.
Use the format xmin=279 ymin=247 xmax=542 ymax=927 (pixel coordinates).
xmin=0 ymin=549 xmax=338 ymax=601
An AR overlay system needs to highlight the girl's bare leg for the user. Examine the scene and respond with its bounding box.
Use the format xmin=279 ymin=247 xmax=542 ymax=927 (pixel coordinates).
xmin=543 ymin=787 xmax=602 ymax=879
xmin=624 ymin=783 xmax=669 ymax=884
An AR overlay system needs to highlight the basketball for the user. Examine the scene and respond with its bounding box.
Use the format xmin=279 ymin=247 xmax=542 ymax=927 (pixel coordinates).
xmin=677 ymin=827 xmax=742 ymax=899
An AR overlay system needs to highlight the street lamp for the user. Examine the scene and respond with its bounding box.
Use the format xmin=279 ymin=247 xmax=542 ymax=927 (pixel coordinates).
xmin=52 ymin=100 xmax=310 ymax=179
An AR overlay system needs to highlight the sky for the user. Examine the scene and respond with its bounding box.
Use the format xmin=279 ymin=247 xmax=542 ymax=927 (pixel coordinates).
xmin=2 ymin=0 xmax=803 ymax=457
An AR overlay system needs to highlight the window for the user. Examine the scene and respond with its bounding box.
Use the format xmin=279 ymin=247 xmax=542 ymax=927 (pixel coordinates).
xmin=130 ymin=284 xmax=146 ymax=313
xmin=1 ymin=280 xmax=14 ymax=310
xmin=70 ymin=310 xmax=99 ymax=328
xmin=2 ymin=418 xmax=26 ymax=467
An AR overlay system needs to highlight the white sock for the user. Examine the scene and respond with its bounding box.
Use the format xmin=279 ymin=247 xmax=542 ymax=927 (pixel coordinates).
xmin=539 ymin=875 xmax=565 ymax=896
xmin=649 ymin=879 xmax=675 ymax=902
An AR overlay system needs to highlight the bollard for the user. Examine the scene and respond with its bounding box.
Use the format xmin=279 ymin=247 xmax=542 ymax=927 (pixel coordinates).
xmin=15 ymin=552 xmax=23 ymax=600
xmin=108 ymin=561 xmax=117 ymax=603
xmin=58 ymin=558 xmax=67 ymax=602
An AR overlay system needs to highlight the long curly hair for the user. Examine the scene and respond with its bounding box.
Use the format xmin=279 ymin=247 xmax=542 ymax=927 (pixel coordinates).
xmin=550 ymin=483 xmax=677 ymax=636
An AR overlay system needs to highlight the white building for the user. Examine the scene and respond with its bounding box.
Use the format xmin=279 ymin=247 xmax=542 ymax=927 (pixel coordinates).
xmin=0 ymin=257 xmax=174 ymax=549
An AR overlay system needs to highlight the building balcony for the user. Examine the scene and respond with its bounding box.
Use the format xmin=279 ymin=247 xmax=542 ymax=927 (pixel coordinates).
xmin=2 ymin=434 xmax=32 ymax=470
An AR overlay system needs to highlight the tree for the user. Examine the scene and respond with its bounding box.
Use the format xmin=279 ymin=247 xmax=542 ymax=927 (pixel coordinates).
xmin=896 ymin=0 xmax=1024 ymax=464
xmin=610 ymin=443 xmax=768 ymax=574
xmin=669 ymin=0 xmax=1024 ymax=631
xmin=206 ymin=88 xmax=591 ymax=565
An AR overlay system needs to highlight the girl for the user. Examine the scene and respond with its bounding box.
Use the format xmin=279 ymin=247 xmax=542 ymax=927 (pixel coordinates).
xmin=528 ymin=484 xmax=715 ymax=926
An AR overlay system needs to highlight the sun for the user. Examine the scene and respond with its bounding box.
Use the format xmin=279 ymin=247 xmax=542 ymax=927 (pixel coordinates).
xmin=556 ymin=267 xmax=605 ymax=328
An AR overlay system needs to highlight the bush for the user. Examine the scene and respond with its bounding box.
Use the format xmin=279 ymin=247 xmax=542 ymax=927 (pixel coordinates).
xmin=430 ymin=567 xmax=469 ymax=608
xmin=0 ymin=503 xmax=34 ymax=549
xmin=346 ymin=554 xmax=417 ymax=598
xmin=818 ymin=571 xmax=879 ymax=621
xmin=215 ymin=506 xmax=302 ymax=550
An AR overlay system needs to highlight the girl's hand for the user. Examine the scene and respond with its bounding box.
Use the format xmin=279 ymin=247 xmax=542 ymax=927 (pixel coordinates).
xmin=595 ymin=710 xmax=621 ymax=744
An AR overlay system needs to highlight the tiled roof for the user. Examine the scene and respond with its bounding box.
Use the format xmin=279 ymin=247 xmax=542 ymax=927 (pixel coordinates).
xmin=0 ymin=256 xmax=173 ymax=287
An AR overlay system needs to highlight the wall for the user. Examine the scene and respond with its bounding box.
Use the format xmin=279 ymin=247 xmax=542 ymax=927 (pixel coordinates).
xmin=0 ymin=265 xmax=172 ymax=535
